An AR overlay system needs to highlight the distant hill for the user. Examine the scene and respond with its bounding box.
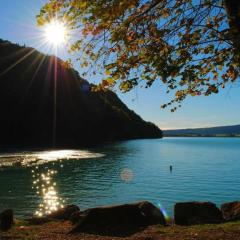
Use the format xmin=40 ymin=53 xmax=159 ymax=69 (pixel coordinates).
xmin=0 ymin=39 xmax=162 ymax=148
xmin=163 ymin=125 xmax=240 ymax=137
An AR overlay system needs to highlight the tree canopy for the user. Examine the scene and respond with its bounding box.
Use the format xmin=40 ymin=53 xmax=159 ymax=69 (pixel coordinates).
xmin=38 ymin=0 xmax=240 ymax=111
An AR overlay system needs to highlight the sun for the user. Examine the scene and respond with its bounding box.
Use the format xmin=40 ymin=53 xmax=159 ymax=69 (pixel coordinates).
xmin=44 ymin=20 xmax=67 ymax=46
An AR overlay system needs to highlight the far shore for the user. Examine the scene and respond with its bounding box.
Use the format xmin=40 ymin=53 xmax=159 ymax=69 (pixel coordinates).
xmin=163 ymin=135 xmax=240 ymax=137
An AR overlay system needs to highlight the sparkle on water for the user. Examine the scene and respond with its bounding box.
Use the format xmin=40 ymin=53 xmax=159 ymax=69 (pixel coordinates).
xmin=32 ymin=168 xmax=64 ymax=217
xmin=0 ymin=149 xmax=104 ymax=216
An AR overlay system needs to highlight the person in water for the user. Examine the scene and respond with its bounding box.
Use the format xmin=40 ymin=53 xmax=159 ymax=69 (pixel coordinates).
xmin=170 ymin=165 xmax=173 ymax=172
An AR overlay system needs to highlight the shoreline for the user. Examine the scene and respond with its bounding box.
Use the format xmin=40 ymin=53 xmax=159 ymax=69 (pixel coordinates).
xmin=1 ymin=200 xmax=240 ymax=239
xmin=1 ymin=218 xmax=240 ymax=240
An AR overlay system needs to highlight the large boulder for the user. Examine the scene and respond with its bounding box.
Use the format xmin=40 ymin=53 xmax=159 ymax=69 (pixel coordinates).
xmin=71 ymin=201 xmax=166 ymax=236
xmin=69 ymin=211 xmax=83 ymax=225
xmin=221 ymin=201 xmax=240 ymax=221
xmin=27 ymin=205 xmax=80 ymax=225
xmin=47 ymin=205 xmax=80 ymax=220
xmin=174 ymin=202 xmax=223 ymax=225
xmin=0 ymin=209 xmax=14 ymax=231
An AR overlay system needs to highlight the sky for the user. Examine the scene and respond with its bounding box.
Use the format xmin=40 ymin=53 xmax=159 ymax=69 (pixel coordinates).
xmin=0 ymin=0 xmax=239 ymax=130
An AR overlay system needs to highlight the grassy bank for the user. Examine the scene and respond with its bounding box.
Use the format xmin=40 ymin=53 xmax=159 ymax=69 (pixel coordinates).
xmin=1 ymin=219 xmax=240 ymax=240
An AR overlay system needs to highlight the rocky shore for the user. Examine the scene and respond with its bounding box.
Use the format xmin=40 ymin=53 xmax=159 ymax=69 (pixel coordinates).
xmin=1 ymin=200 xmax=240 ymax=239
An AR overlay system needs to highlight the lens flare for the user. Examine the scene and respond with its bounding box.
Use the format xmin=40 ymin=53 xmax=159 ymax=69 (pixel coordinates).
xmin=120 ymin=168 xmax=134 ymax=182
xmin=157 ymin=202 xmax=170 ymax=221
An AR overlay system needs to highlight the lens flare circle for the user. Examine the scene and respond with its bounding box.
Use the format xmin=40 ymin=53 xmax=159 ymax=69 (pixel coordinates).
xmin=44 ymin=20 xmax=67 ymax=46
xmin=120 ymin=168 xmax=134 ymax=182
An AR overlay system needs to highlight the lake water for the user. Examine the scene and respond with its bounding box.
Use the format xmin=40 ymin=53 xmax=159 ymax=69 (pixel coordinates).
xmin=0 ymin=137 xmax=239 ymax=218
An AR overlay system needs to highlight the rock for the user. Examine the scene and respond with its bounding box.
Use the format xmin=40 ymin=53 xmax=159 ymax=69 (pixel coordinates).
xmin=138 ymin=201 xmax=166 ymax=225
xmin=174 ymin=202 xmax=223 ymax=225
xmin=69 ymin=211 xmax=83 ymax=225
xmin=26 ymin=205 xmax=80 ymax=225
xmin=47 ymin=205 xmax=80 ymax=220
xmin=0 ymin=209 xmax=14 ymax=231
xmin=71 ymin=201 xmax=166 ymax=236
xmin=221 ymin=201 xmax=240 ymax=221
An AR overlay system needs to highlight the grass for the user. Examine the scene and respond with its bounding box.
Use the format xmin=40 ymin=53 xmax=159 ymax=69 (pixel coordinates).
xmin=155 ymin=221 xmax=240 ymax=240
xmin=1 ymin=220 xmax=240 ymax=240
xmin=0 ymin=219 xmax=40 ymax=240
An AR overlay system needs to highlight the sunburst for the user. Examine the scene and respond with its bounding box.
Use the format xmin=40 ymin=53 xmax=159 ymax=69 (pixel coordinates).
xmin=44 ymin=20 xmax=68 ymax=47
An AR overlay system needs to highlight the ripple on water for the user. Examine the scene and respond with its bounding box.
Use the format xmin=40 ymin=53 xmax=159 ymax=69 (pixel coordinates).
xmin=1 ymin=138 xmax=240 ymax=218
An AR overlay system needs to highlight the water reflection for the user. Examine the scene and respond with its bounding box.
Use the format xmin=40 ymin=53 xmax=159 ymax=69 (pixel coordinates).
xmin=0 ymin=150 xmax=104 ymax=168
xmin=32 ymin=167 xmax=64 ymax=217
xmin=28 ymin=150 xmax=104 ymax=216
xmin=1 ymin=139 xmax=240 ymax=219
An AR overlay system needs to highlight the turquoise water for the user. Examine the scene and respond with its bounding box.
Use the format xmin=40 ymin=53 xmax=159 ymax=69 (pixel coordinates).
xmin=0 ymin=137 xmax=240 ymax=218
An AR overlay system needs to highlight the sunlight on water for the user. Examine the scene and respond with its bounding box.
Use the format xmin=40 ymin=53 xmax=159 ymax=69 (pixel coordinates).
xmin=2 ymin=138 xmax=240 ymax=218
xmin=32 ymin=167 xmax=65 ymax=217
xmin=37 ymin=150 xmax=78 ymax=160
xmin=0 ymin=150 xmax=104 ymax=168
xmin=0 ymin=149 xmax=104 ymax=217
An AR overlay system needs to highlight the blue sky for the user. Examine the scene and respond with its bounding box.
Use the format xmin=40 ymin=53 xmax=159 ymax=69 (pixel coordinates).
xmin=0 ymin=0 xmax=239 ymax=129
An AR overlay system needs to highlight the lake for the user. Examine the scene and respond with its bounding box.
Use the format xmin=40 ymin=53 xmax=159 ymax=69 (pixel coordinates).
xmin=0 ymin=137 xmax=239 ymax=218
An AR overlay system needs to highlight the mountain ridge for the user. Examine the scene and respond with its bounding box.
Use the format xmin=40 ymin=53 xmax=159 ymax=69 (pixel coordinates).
xmin=163 ymin=124 xmax=240 ymax=137
xmin=0 ymin=39 xmax=162 ymax=148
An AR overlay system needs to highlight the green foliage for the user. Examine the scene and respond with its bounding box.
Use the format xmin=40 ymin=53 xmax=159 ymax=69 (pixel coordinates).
xmin=38 ymin=0 xmax=240 ymax=111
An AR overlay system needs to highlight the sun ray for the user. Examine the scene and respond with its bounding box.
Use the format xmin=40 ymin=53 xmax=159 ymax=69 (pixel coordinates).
xmin=22 ymin=53 xmax=47 ymax=94
xmin=0 ymin=40 xmax=49 ymax=77
xmin=0 ymin=48 xmax=36 ymax=77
